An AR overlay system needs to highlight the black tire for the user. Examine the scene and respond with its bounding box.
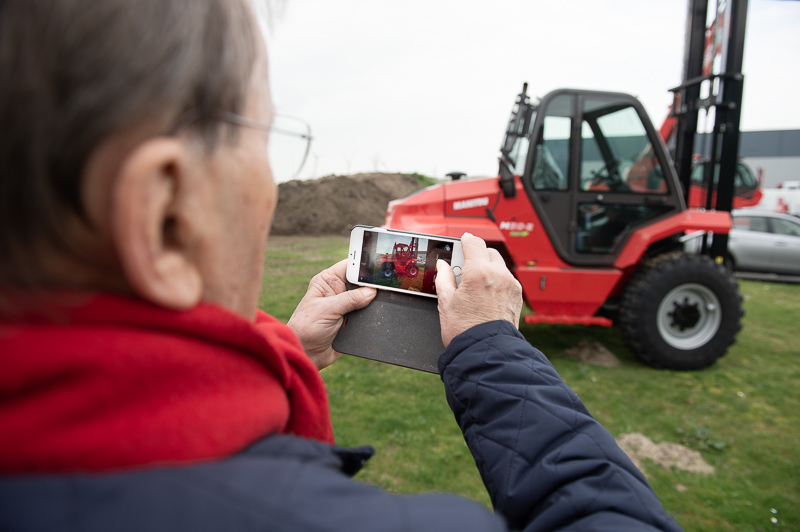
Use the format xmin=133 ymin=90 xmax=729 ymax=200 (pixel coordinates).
xmin=381 ymin=263 xmax=396 ymax=278
xmin=619 ymin=252 xmax=743 ymax=370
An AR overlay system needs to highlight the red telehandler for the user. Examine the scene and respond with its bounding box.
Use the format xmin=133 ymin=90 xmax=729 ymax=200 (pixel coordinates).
xmin=385 ymin=0 xmax=750 ymax=370
xmin=377 ymin=239 xmax=419 ymax=279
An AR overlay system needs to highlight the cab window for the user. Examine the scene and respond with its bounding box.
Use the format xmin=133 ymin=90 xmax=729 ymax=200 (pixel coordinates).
xmin=576 ymin=202 xmax=672 ymax=254
xmin=531 ymin=95 xmax=570 ymax=191
xmin=580 ymin=100 xmax=667 ymax=194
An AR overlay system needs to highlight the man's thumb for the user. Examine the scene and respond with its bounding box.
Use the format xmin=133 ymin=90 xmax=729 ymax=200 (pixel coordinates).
xmin=337 ymin=286 xmax=377 ymax=314
xmin=435 ymin=259 xmax=456 ymax=301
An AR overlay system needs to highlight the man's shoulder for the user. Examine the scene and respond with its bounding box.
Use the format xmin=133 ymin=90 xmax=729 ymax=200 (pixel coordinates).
xmin=0 ymin=436 xmax=352 ymax=532
xmin=0 ymin=435 xmax=502 ymax=532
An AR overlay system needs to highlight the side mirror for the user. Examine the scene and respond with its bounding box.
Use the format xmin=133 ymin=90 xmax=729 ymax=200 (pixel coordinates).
xmin=446 ymin=172 xmax=466 ymax=181
xmin=498 ymin=158 xmax=517 ymax=198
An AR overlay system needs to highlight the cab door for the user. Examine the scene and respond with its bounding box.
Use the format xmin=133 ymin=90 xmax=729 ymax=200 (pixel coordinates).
xmin=521 ymin=90 xmax=685 ymax=266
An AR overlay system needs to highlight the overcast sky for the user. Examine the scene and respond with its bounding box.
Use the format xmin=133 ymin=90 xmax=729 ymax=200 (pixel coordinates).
xmin=265 ymin=0 xmax=800 ymax=182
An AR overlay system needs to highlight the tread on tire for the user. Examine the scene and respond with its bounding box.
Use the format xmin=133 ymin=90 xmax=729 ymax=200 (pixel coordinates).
xmin=619 ymin=252 xmax=743 ymax=370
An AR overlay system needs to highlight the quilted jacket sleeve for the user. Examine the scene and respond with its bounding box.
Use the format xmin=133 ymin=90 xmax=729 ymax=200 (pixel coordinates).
xmin=439 ymin=321 xmax=683 ymax=532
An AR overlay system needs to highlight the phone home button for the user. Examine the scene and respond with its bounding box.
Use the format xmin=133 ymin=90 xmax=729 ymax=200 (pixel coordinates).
xmin=452 ymin=265 xmax=462 ymax=276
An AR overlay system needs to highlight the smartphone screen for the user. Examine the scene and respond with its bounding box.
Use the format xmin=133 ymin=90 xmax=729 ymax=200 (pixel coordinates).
xmin=347 ymin=226 xmax=463 ymax=298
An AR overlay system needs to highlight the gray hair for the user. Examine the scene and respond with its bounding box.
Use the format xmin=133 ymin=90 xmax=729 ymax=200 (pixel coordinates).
xmin=0 ymin=0 xmax=259 ymax=288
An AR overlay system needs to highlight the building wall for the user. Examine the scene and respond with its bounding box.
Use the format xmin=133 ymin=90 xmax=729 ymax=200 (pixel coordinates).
xmin=739 ymin=157 xmax=800 ymax=188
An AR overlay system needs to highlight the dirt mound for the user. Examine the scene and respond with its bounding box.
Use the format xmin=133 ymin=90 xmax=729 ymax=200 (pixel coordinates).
xmin=564 ymin=341 xmax=621 ymax=367
xmin=271 ymin=173 xmax=424 ymax=236
xmin=616 ymin=433 xmax=715 ymax=476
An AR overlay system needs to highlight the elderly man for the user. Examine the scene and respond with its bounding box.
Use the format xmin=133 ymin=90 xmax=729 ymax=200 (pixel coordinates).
xmin=0 ymin=1 xmax=682 ymax=530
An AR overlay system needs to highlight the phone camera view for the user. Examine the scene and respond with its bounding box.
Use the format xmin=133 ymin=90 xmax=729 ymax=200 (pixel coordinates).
xmin=358 ymin=232 xmax=454 ymax=295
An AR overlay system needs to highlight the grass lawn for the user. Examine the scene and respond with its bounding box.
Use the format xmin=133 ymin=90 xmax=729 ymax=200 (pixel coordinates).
xmin=261 ymin=235 xmax=799 ymax=531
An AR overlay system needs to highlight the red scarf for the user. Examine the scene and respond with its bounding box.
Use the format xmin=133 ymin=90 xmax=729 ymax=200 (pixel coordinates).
xmin=0 ymin=293 xmax=334 ymax=474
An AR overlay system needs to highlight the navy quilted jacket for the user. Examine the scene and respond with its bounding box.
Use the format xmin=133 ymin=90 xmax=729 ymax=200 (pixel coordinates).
xmin=0 ymin=321 xmax=682 ymax=531
xmin=440 ymin=321 xmax=682 ymax=531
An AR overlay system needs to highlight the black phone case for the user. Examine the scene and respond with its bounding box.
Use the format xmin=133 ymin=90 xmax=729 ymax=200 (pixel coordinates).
xmin=332 ymin=283 xmax=443 ymax=374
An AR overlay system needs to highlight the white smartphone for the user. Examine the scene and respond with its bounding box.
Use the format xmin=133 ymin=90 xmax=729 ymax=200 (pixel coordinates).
xmin=346 ymin=225 xmax=464 ymax=298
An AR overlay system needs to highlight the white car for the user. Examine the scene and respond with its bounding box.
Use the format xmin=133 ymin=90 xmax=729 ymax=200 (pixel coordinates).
xmin=728 ymin=210 xmax=800 ymax=275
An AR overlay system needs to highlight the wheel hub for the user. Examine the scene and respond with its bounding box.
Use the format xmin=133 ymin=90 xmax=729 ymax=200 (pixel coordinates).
xmin=669 ymin=298 xmax=701 ymax=331
xmin=656 ymin=283 xmax=723 ymax=350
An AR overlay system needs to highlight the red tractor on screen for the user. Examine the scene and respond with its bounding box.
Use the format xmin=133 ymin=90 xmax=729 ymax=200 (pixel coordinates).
xmin=377 ymin=239 xmax=419 ymax=279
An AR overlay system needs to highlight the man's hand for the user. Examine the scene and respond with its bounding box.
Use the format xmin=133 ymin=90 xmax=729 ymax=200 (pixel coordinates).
xmin=288 ymin=259 xmax=377 ymax=370
xmin=435 ymin=233 xmax=522 ymax=347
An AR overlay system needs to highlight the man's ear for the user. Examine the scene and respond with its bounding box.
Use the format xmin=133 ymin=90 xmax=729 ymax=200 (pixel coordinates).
xmin=110 ymin=137 xmax=204 ymax=310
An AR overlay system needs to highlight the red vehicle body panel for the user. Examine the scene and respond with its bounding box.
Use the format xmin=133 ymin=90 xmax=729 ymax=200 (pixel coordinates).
xmin=613 ymin=209 xmax=731 ymax=269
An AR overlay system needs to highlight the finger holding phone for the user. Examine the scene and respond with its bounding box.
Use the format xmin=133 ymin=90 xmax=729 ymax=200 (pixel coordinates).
xmin=288 ymin=259 xmax=377 ymax=370
xmin=435 ymin=233 xmax=523 ymax=348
